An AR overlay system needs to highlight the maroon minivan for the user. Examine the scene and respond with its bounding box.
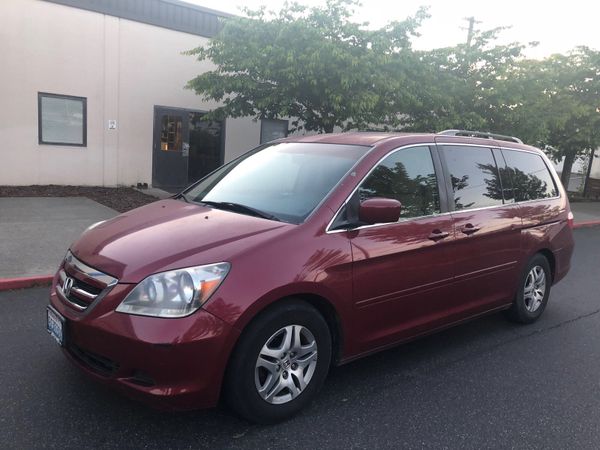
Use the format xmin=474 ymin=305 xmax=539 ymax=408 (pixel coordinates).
xmin=47 ymin=131 xmax=574 ymax=423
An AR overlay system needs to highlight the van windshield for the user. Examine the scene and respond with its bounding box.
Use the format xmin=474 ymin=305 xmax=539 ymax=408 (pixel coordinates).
xmin=182 ymin=142 xmax=369 ymax=224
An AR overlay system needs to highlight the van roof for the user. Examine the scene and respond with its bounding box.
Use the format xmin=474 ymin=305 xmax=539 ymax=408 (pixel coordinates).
xmin=282 ymin=132 xmax=540 ymax=153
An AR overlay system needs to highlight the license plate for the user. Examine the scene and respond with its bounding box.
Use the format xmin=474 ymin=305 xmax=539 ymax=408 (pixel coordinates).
xmin=47 ymin=306 xmax=65 ymax=346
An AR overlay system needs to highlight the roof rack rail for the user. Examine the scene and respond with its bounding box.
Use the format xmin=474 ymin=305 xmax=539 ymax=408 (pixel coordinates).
xmin=437 ymin=129 xmax=523 ymax=144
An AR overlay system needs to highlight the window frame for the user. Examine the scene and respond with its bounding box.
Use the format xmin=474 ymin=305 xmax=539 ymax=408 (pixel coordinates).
xmin=38 ymin=92 xmax=87 ymax=147
xmin=326 ymin=144 xmax=448 ymax=233
xmin=260 ymin=118 xmax=288 ymax=144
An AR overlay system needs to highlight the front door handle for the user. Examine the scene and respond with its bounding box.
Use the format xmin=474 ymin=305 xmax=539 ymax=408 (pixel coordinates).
xmin=428 ymin=229 xmax=450 ymax=241
xmin=461 ymin=223 xmax=481 ymax=235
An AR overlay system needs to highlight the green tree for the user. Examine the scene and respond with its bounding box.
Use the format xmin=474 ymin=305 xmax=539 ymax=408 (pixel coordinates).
xmin=409 ymin=27 xmax=547 ymax=143
xmin=534 ymin=47 xmax=600 ymax=188
xmin=186 ymin=0 xmax=428 ymax=133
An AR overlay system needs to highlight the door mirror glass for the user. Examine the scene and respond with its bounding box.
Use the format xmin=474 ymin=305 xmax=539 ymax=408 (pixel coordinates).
xmin=359 ymin=198 xmax=401 ymax=225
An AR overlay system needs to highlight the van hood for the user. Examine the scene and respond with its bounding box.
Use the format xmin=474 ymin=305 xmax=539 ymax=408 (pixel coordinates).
xmin=70 ymin=199 xmax=292 ymax=283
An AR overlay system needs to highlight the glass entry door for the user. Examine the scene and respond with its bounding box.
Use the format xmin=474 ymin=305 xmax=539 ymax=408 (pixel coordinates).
xmin=152 ymin=107 xmax=189 ymax=191
xmin=152 ymin=107 xmax=223 ymax=191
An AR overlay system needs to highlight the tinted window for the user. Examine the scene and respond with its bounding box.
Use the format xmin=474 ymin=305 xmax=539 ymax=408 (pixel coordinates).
xmin=358 ymin=146 xmax=440 ymax=218
xmin=184 ymin=143 xmax=367 ymax=224
xmin=442 ymin=146 xmax=504 ymax=210
xmin=502 ymin=150 xmax=558 ymax=201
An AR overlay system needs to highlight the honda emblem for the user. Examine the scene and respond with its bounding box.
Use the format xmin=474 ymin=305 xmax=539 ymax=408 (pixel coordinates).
xmin=63 ymin=277 xmax=74 ymax=297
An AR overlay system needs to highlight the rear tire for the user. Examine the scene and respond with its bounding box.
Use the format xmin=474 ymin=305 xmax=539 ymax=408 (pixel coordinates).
xmin=505 ymin=254 xmax=552 ymax=324
xmin=224 ymin=299 xmax=332 ymax=424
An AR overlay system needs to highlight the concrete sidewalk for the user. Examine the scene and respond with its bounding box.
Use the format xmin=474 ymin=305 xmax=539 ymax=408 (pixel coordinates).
xmin=0 ymin=197 xmax=117 ymax=280
xmin=570 ymin=202 xmax=600 ymax=223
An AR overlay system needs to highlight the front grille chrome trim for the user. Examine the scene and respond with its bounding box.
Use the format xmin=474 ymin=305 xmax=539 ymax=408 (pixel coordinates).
xmin=56 ymin=284 xmax=87 ymax=310
xmin=57 ymin=252 xmax=118 ymax=311
xmin=64 ymin=251 xmax=117 ymax=287
xmin=71 ymin=286 xmax=96 ymax=299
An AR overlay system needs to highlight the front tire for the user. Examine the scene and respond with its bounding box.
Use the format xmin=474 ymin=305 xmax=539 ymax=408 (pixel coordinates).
xmin=224 ymin=300 xmax=332 ymax=424
xmin=505 ymin=254 xmax=552 ymax=324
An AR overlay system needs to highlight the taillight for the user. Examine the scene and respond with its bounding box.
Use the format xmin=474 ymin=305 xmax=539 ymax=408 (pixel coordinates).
xmin=567 ymin=211 xmax=574 ymax=229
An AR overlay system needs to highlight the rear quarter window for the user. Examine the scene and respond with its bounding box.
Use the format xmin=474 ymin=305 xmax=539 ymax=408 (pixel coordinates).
xmin=501 ymin=150 xmax=558 ymax=201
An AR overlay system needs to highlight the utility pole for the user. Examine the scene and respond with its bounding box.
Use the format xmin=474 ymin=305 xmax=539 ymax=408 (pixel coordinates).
xmin=462 ymin=16 xmax=479 ymax=47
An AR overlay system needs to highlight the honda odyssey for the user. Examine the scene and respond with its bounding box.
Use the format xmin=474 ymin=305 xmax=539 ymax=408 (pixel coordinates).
xmin=47 ymin=130 xmax=574 ymax=423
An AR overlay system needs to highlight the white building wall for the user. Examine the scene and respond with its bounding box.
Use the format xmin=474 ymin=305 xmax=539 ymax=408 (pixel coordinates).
xmin=0 ymin=0 xmax=262 ymax=187
xmin=589 ymin=149 xmax=600 ymax=180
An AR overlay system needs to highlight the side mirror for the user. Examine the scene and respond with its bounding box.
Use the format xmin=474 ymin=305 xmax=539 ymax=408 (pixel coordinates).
xmin=358 ymin=198 xmax=401 ymax=225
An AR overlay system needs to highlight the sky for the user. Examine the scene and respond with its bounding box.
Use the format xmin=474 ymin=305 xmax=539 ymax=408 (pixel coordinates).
xmin=187 ymin=0 xmax=600 ymax=58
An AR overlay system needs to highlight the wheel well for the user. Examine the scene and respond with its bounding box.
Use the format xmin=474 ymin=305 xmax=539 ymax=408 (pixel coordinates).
xmin=237 ymin=294 xmax=344 ymax=366
xmin=537 ymin=248 xmax=556 ymax=282
xmin=220 ymin=293 xmax=344 ymax=402
xmin=291 ymin=293 xmax=343 ymax=365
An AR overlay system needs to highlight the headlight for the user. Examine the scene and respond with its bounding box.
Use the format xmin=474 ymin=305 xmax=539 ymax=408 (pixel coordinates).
xmin=116 ymin=262 xmax=230 ymax=318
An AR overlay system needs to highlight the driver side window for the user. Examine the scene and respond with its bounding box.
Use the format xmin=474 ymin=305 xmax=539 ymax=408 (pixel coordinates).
xmin=358 ymin=146 xmax=441 ymax=219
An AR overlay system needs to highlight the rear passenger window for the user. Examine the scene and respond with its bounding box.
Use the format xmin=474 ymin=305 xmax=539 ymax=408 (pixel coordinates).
xmin=359 ymin=146 xmax=440 ymax=218
xmin=441 ymin=146 xmax=504 ymax=210
xmin=502 ymin=150 xmax=558 ymax=201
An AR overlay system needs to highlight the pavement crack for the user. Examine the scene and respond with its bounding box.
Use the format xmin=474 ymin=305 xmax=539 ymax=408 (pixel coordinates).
xmin=358 ymin=307 xmax=600 ymax=396
xmin=522 ymin=307 xmax=600 ymax=336
xmin=433 ymin=307 xmax=600 ymax=374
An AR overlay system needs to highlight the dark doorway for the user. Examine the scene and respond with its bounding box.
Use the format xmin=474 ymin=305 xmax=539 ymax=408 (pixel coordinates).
xmin=188 ymin=112 xmax=223 ymax=183
xmin=152 ymin=107 xmax=223 ymax=191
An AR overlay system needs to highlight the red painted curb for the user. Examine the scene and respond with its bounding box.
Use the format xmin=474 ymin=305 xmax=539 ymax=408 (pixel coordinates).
xmin=0 ymin=275 xmax=53 ymax=291
xmin=574 ymin=220 xmax=600 ymax=229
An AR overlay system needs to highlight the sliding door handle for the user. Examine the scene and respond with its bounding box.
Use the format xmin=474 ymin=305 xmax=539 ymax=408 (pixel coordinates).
xmin=461 ymin=223 xmax=481 ymax=235
xmin=428 ymin=229 xmax=450 ymax=241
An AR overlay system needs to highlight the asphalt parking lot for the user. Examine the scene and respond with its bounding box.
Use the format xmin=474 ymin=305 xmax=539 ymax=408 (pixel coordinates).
xmin=1 ymin=227 xmax=600 ymax=449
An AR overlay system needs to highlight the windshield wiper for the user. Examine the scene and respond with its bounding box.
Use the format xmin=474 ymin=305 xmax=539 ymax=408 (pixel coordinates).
xmin=174 ymin=193 xmax=190 ymax=203
xmin=200 ymin=201 xmax=281 ymax=222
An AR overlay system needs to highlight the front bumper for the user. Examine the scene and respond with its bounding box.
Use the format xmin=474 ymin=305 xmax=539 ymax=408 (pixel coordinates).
xmin=49 ymin=274 xmax=239 ymax=410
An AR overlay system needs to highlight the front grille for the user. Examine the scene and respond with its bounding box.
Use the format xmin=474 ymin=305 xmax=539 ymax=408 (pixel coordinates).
xmin=56 ymin=251 xmax=117 ymax=311
xmin=68 ymin=344 xmax=119 ymax=377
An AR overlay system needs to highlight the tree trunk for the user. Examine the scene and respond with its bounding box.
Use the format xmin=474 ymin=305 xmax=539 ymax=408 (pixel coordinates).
xmin=583 ymin=147 xmax=596 ymax=198
xmin=560 ymin=152 xmax=575 ymax=191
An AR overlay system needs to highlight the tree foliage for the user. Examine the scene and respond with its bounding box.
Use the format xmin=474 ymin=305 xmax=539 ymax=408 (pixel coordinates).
xmin=187 ymin=0 xmax=600 ymax=187
xmin=186 ymin=0 xmax=431 ymax=133
xmin=534 ymin=48 xmax=600 ymax=185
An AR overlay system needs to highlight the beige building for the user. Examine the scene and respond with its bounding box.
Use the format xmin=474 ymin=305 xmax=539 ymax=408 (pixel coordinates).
xmin=1 ymin=0 xmax=289 ymax=190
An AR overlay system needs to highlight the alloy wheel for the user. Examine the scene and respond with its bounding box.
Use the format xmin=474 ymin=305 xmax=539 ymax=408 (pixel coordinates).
xmin=254 ymin=325 xmax=318 ymax=405
xmin=523 ymin=265 xmax=546 ymax=313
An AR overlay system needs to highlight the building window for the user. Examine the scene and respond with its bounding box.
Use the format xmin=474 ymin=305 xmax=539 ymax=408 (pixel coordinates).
xmin=38 ymin=92 xmax=87 ymax=146
xmin=260 ymin=119 xmax=288 ymax=144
